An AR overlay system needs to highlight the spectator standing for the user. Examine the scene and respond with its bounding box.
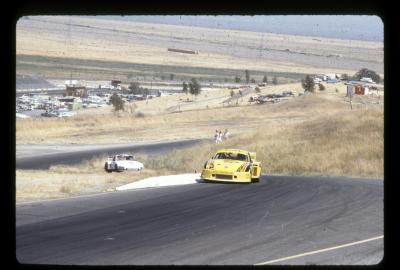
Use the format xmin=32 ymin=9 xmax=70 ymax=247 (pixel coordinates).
xmin=217 ymin=131 xmax=223 ymax=144
xmin=223 ymin=129 xmax=229 ymax=140
xmin=214 ymin=130 xmax=219 ymax=144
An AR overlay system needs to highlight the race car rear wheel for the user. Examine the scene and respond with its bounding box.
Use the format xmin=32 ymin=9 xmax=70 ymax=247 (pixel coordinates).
xmin=104 ymin=162 xmax=112 ymax=173
xmin=251 ymin=168 xmax=260 ymax=182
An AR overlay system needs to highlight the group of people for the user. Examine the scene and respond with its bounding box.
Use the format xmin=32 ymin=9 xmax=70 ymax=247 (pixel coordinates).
xmin=214 ymin=129 xmax=230 ymax=144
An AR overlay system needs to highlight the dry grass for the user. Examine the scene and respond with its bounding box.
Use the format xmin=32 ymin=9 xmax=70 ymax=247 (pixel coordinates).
xmin=16 ymin=92 xmax=383 ymax=203
xmin=16 ymin=83 xmax=355 ymax=145
xmin=16 ymin=154 xmax=161 ymax=202
xmin=15 ymin=15 xmax=384 ymax=203
xmin=16 ymin=16 xmax=383 ymax=77
xmin=144 ymin=106 xmax=383 ymax=179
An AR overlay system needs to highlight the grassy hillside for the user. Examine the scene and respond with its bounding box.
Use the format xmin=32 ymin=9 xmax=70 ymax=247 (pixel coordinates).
xmin=16 ymin=16 xmax=383 ymax=82
xmin=16 ymin=92 xmax=383 ymax=202
xmin=16 ymin=54 xmax=307 ymax=83
xmin=148 ymin=108 xmax=383 ymax=178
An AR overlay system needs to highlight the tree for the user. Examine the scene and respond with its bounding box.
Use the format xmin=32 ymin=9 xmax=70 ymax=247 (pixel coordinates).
xmin=272 ymin=76 xmax=278 ymax=85
xmin=170 ymin=73 xmax=175 ymax=80
xmin=245 ymin=70 xmax=250 ymax=84
xmin=354 ymin=68 xmax=380 ymax=83
xmin=189 ymin=78 xmax=201 ymax=97
xmin=142 ymin=88 xmax=149 ymax=97
xmin=251 ymin=78 xmax=256 ymax=84
xmin=110 ymin=93 xmax=124 ymax=113
xmin=128 ymin=82 xmax=141 ymax=95
xmin=318 ymin=83 xmax=325 ymax=91
xmin=263 ymin=75 xmax=268 ymax=83
xmin=182 ymin=82 xmax=188 ymax=94
xmin=301 ymin=75 xmax=315 ymax=93
xmin=128 ymin=82 xmax=151 ymax=96
xmin=235 ymin=76 xmax=241 ymax=83
xmin=121 ymin=86 xmax=129 ymax=94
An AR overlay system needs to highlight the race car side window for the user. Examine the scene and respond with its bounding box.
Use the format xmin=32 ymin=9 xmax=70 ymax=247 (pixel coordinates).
xmin=215 ymin=153 xmax=226 ymax=159
xmin=237 ymin=154 xmax=248 ymax=161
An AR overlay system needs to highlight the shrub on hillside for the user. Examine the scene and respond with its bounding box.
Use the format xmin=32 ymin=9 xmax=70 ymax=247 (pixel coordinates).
xmin=135 ymin=111 xmax=145 ymax=118
xmin=110 ymin=93 xmax=124 ymax=113
xmin=301 ymin=75 xmax=315 ymax=93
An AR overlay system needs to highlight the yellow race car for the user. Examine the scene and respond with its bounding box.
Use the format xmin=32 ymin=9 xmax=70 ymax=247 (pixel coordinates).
xmin=201 ymin=149 xmax=262 ymax=183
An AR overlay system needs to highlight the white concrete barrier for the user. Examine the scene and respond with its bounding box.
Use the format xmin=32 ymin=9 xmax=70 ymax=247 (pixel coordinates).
xmin=116 ymin=173 xmax=201 ymax=191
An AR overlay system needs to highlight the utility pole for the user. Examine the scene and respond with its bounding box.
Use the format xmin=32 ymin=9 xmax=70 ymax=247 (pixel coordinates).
xmin=259 ymin=32 xmax=265 ymax=58
xmin=347 ymin=84 xmax=353 ymax=110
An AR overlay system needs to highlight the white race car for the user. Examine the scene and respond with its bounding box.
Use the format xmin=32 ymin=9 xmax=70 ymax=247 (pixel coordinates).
xmin=104 ymin=154 xmax=144 ymax=172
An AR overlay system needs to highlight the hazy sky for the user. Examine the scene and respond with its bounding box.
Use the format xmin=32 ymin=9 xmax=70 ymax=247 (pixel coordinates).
xmin=95 ymin=15 xmax=383 ymax=42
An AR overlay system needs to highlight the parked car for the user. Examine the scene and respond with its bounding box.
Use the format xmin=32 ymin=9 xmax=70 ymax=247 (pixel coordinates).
xmin=54 ymin=109 xmax=76 ymax=117
xmin=360 ymin=77 xmax=376 ymax=84
xmin=41 ymin=110 xmax=55 ymax=117
xmin=104 ymin=154 xmax=144 ymax=172
xmin=282 ymin=91 xmax=294 ymax=97
xmin=248 ymin=95 xmax=260 ymax=102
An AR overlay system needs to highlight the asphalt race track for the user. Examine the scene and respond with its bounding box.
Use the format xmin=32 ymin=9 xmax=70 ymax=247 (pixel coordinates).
xmin=16 ymin=139 xmax=205 ymax=170
xmin=16 ymin=175 xmax=383 ymax=265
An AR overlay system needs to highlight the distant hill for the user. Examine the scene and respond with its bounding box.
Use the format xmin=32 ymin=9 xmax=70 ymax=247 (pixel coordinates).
xmin=94 ymin=15 xmax=383 ymax=42
xmin=16 ymin=16 xmax=383 ymax=81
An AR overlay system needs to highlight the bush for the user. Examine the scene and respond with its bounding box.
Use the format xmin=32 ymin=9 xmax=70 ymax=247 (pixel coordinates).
xmin=135 ymin=111 xmax=145 ymax=118
xmin=110 ymin=93 xmax=124 ymax=113
xmin=189 ymin=78 xmax=201 ymax=96
xmin=182 ymin=82 xmax=188 ymax=94
xmin=301 ymin=75 xmax=315 ymax=93
xmin=319 ymin=84 xmax=325 ymax=91
xmin=245 ymin=70 xmax=250 ymax=83
xmin=128 ymin=82 xmax=141 ymax=94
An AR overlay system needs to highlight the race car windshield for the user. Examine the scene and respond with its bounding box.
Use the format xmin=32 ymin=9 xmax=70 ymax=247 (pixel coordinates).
xmin=215 ymin=153 xmax=248 ymax=161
